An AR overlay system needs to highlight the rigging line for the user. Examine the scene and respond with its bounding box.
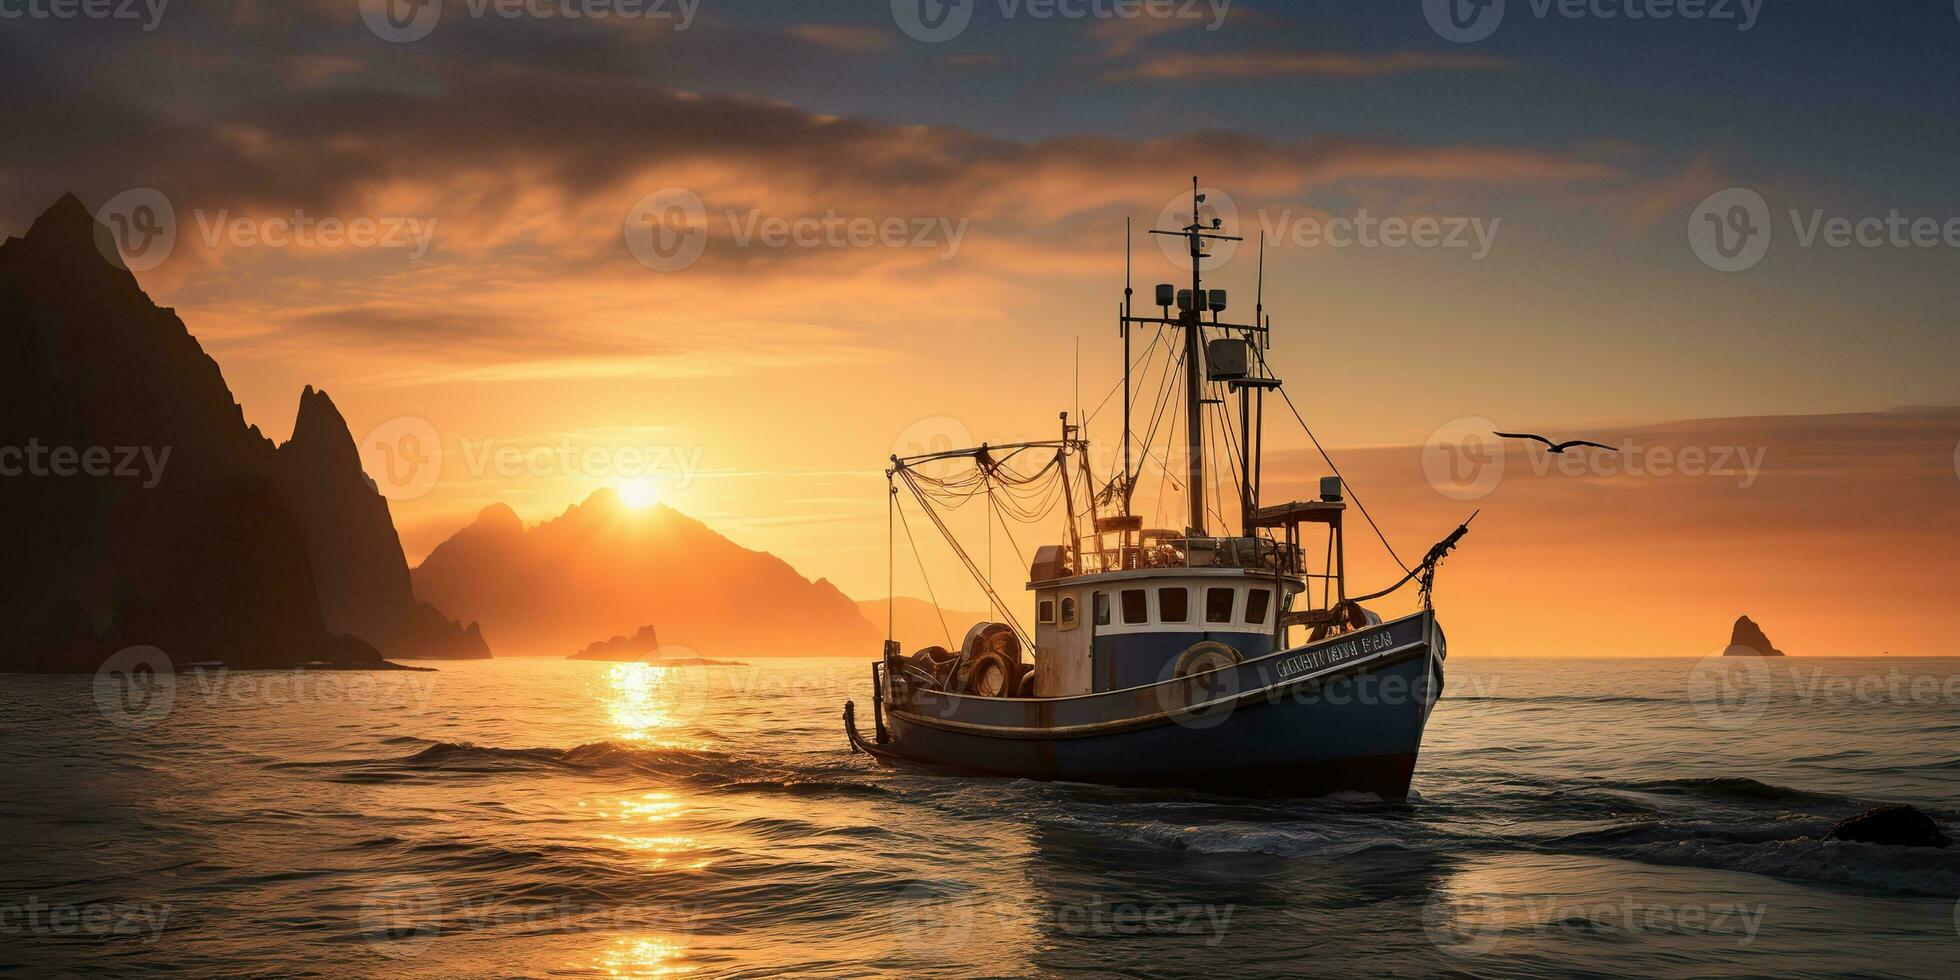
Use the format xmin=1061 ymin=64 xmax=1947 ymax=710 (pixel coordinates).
xmin=1134 ymin=341 xmax=1186 ymax=489
xmin=1082 ymin=321 xmax=1164 ymax=427
xmin=892 ymin=486 xmax=955 ymax=648
xmin=900 ymin=470 xmax=1034 ymax=650
xmin=1250 ymin=345 xmax=1413 ymax=575
xmin=987 ymin=489 xmax=1034 ymax=578
xmin=1208 ymin=379 xmax=1245 ymax=518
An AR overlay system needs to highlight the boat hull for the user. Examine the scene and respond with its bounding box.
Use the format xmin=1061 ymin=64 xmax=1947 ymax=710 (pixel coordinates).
xmin=850 ymin=611 xmax=1444 ymax=799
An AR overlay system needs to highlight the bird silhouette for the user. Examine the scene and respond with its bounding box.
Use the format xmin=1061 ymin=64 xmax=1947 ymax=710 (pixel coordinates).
xmin=1493 ymin=431 xmax=1618 ymax=454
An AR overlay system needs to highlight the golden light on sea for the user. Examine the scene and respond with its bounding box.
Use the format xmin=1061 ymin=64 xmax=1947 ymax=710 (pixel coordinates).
xmin=605 ymin=663 xmax=701 ymax=739
xmin=593 ymin=937 xmax=695 ymax=978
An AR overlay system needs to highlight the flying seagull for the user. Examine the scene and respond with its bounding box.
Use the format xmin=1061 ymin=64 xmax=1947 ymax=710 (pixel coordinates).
xmin=1493 ymin=431 xmax=1619 ymax=454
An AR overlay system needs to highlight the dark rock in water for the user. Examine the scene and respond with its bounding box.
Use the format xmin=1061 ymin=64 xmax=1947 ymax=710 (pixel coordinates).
xmin=1828 ymin=805 xmax=1952 ymax=848
xmin=570 ymin=625 xmax=662 ymax=661
xmin=1724 ymin=615 xmax=1786 ymax=656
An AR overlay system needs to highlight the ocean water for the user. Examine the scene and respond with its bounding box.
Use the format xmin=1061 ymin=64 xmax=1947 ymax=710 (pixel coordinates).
xmin=2 ymin=655 xmax=1956 ymax=978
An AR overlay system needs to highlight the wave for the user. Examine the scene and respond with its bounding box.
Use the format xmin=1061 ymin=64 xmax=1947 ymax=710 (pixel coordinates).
xmin=296 ymin=740 xmax=891 ymax=800
xmin=1598 ymin=776 xmax=1856 ymax=808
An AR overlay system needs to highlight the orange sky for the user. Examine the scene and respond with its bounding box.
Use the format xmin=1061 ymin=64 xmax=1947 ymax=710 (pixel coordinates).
xmin=7 ymin=4 xmax=1956 ymax=657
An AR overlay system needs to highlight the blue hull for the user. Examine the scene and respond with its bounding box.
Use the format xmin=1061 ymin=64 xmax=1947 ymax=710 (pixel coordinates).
xmin=849 ymin=612 xmax=1444 ymax=799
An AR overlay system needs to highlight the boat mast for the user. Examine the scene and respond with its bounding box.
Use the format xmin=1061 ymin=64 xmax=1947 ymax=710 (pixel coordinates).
xmin=1181 ymin=178 xmax=1207 ymax=537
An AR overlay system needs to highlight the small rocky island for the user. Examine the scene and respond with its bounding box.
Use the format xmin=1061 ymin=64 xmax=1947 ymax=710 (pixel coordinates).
xmin=1724 ymin=615 xmax=1786 ymax=656
xmin=567 ymin=626 xmax=743 ymax=666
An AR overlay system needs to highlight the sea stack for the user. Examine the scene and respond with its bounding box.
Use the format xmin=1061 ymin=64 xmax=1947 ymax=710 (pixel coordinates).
xmin=1724 ymin=615 xmax=1786 ymax=657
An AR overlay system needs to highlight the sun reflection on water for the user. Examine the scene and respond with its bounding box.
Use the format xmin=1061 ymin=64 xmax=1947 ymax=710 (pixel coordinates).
xmin=593 ymin=937 xmax=695 ymax=978
xmin=605 ymin=662 xmax=701 ymax=740
xmin=581 ymin=793 xmax=711 ymax=871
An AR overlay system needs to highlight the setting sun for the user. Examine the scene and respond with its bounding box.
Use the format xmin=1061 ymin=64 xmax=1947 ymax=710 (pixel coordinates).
xmin=617 ymin=479 xmax=661 ymax=510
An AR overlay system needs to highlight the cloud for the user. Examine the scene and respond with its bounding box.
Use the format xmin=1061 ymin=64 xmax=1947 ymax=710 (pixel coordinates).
xmin=784 ymin=24 xmax=894 ymax=54
xmin=1102 ymin=50 xmax=1515 ymax=82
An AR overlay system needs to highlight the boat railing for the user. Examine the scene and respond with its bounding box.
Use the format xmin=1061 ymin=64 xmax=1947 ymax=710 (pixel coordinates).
xmin=1070 ymin=536 xmax=1301 ymax=576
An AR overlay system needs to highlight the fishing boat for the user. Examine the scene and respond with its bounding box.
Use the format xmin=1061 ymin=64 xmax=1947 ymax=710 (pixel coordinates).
xmin=843 ymin=182 xmax=1474 ymax=799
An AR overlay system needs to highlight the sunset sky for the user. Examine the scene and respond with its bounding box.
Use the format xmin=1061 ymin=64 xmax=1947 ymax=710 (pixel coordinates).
xmin=4 ymin=1 xmax=1955 ymax=656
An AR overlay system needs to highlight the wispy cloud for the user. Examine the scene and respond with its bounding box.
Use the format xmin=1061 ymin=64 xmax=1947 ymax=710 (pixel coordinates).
xmin=1102 ymin=50 xmax=1515 ymax=82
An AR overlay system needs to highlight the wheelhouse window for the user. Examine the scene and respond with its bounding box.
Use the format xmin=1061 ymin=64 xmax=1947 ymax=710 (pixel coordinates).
xmin=1244 ymin=588 xmax=1272 ymax=625
xmin=1037 ymin=599 xmax=1056 ymax=625
xmin=1158 ymin=587 xmax=1189 ymax=623
xmin=1120 ymin=589 xmax=1148 ymax=625
xmin=1092 ymin=592 xmax=1110 ymax=627
xmin=1205 ymin=587 xmax=1235 ymax=624
xmin=1059 ymin=595 xmax=1079 ymax=630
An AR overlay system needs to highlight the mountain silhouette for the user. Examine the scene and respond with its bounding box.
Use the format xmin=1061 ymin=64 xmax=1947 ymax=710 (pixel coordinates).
xmin=412 ymin=491 xmax=880 ymax=658
xmin=0 ymin=194 xmax=485 ymax=671
xmin=274 ymin=386 xmax=489 ymax=661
